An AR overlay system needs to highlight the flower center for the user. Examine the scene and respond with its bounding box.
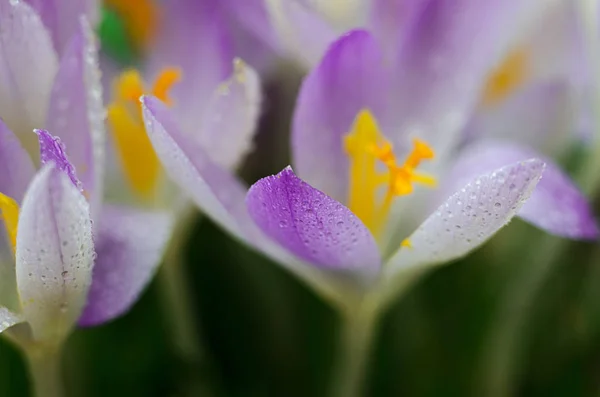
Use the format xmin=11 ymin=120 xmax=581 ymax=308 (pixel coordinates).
xmin=107 ymin=68 xmax=181 ymax=199
xmin=103 ymin=0 xmax=158 ymax=52
xmin=344 ymin=109 xmax=436 ymax=238
xmin=482 ymin=48 xmax=528 ymax=106
xmin=0 ymin=193 xmax=19 ymax=254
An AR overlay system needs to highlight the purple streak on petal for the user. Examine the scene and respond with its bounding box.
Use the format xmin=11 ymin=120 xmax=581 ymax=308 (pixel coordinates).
xmin=79 ymin=205 xmax=174 ymax=327
xmin=0 ymin=119 xmax=35 ymax=202
xmin=23 ymin=0 xmax=99 ymax=55
xmin=386 ymin=0 xmax=540 ymax=155
xmin=444 ymin=141 xmax=598 ymax=240
xmin=36 ymin=129 xmax=81 ymax=191
xmin=148 ymin=0 xmax=234 ymax=136
xmin=246 ymin=167 xmax=381 ymax=271
xmin=46 ymin=20 xmax=104 ymax=217
xmin=386 ymin=158 xmax=544 ymax=275
xmin=292 ymin=29 xmax=389 ymax=203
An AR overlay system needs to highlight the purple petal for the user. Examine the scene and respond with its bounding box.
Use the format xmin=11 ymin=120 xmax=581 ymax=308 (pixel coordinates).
xmin=79 ymin=205 xmax=174 ymax=327
xmin=292 ymin=30 xmax=389 ymax=202
xmin=0 ymin=119 xmax=35 ymax=202
xmin=263 ymin=0 xmax=337 ymax=68
xmin=445 ymin=142 xmax=598 ymax=239
xmin=36 ymin=129 xmax=81 ymax=191
xmin=368 ymin=0 xmax=427 ymax=56
xmin=0 ymin=0 xmax=58 ymax=143
xmin=386 ymin=0 xmax=541 ymax=155
xmin=246 ymin=166 xmax=381 ymax=272
xmin=141 ymin=96 xmax=360 ymax=299
xmin=198 ymin=59 xmax=261 ymax=170
xmin=45 ymin=20 xmax=104 ymax=216
xmin=148 ymin=0 xmax=234 ymax=136
xmin=386 ymin=158 xmax=544 ymax=277
xmin=16 ymin=165 xmax=94 ymax=342
xmin=23 ymin=0 xmax=100 ymax=55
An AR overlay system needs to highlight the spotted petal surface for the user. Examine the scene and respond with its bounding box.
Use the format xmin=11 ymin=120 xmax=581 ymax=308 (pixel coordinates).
xmin=246 ymin=167 xmax=381 ymax=273
xmin=386 ymin=158 xmax=544 ymax=278
xmin=15 ymin=165 xmax=94 ymax=343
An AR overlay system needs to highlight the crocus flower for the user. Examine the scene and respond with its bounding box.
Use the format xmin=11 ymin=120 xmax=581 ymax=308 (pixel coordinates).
xmin=140 ymin=24 xmax=597 ymax=313
xmin=0 ymin=0 xmax=171 ymax=328
xmin=0 ymin=129 xmax=94 ymax=352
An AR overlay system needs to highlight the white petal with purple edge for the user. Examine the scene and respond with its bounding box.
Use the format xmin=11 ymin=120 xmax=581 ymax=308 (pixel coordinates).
xmin=141 ymin=96 xmax=363 ymax=304
xmin=46 ymin=18 xmax=104 ymax=219
xmin=443 ymin=142 xmax=598 ymax=239
xmin=15 ymin=165 xmax=94 ymax=343
xmin=385 ymin=158 xmax=544 ymax=279
xmin=0 ymin=0 xmax=58 ymax=143
xmin=198 ymin=59 xmax=261 ymax=170
xmin=79 ymin=205 xmax=174 ymax=327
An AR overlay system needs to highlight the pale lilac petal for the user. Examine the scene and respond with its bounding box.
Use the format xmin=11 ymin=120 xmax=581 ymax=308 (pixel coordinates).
xmin=0 ymin=0 xmax=58 ymax=143
xmin=23 ymin=0 xmax=100 ymax=55
xmin=36 ymin=130 xmax=81 ymax=191
xmin=246 ymin=167 xmax=380 ymax=272
xmin=141 ymin=96 xmax=359 ymax=302
xmin=387 ymin=0 xmax=541 ymax=155
xmin=45 ymin=20 xmax=104 ymax=216
xmin=198 ymin=59 xmax=261 ymax=170
xmin=0 ymin=307 xmax=21 ymax=333
xmin=15 ymin=165 xmax=94 ymax=342
xmin=0 ymin=119 xmax=35 ymax=202
xmin=368 ymin=0 xmax=426 ymax=57
xmin=79 ymin=206 xmax=174 ymax=327
xmin=292 ymin=30 xmax=389 ymax=202
xmin=385 ymin=159 xmax=544 ymax=277
xmin=264 ymin=0 xmax=338 ymax=68
xmin=445 ymin=142 xmax=598 ymax=239
xmin=148 ymin=0 xmax=234 ymax=136
xmin=463 ymin=82 xmax=573 ymax=156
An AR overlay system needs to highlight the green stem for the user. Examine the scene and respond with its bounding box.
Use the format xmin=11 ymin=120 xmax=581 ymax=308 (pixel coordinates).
xmin=157 ymin=207 xmax=203 ymax=363
xmin=331 ymin=301 xmax=378 ymax=397
xmin=478 ymin=233 xmax=566 ymax=397
xmin=24 ymin=345 xmax=64 ymax=397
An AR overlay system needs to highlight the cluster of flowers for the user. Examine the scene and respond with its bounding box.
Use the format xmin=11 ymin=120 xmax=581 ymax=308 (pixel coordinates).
xmin=0 ymin=0 xmax=598 ymax=394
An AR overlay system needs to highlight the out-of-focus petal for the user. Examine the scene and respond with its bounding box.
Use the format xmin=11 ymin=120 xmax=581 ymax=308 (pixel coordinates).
xmin=198 ymin=59 xmax=260 ymax=170
xmin=15 ymin=165 xmax=94 ymax=343
xmin=23 ymin=0 xmax=100 ymax=55
xmin=0 ymin=0 xmax=58 ymax=144
xmin=0 ymin=307 xmax=21 ymax=333
xmin=264 ymin=0 xmax=337 ymax=69
xmin=387 ymin=0 xmax=540 ymax=156
xmin=463 ymin=82 xmax=573 ymax=156
xmin=45 ymin=19 xmax=105 ymax=217
xmin=246 ymin=166 xmax=381 ymax=273
xmin=141 ymin=95 xmax=356 ymax=304
xmin=79 ymin=205 xmax=174 ymax=327
xmin=148 ymin=0 xmax=234 ymax=135
xmin=444 ymin=142 xmax=598 ymax=239
xmin=368 ymin=0 xmax=426 ymax=57
xmin=0 ymin=120 xmax=35 ymax=202
xmin=385 ymin=158 xmax=544 ymax=278
xmin=292 ymin=30 xmax=389 ymax=202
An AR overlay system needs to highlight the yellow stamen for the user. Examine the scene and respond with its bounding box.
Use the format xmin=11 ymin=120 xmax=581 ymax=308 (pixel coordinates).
xmin=344 ymin=109 xmax=436 ymax=237
xmin=482 ymin=49 xmax=528 ymax=106
xmin=104 ymin=0 xmax=159 ymax=52
xmin=401 ymin=239 xmax=412 ymax=248
xmin=107 ymin=68 xmax=181 ymax=199
xmin=0 ymin=193 xmax=19 ymax=254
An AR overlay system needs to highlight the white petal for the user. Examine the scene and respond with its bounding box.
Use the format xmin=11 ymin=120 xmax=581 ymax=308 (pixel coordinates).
xmin=385 ymin=159 xmax=544 ymax=279
xmin=15 ymin=165 xmax=94 ymax=343
xmin=0 ymin=307 xmax=21 ymax=333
